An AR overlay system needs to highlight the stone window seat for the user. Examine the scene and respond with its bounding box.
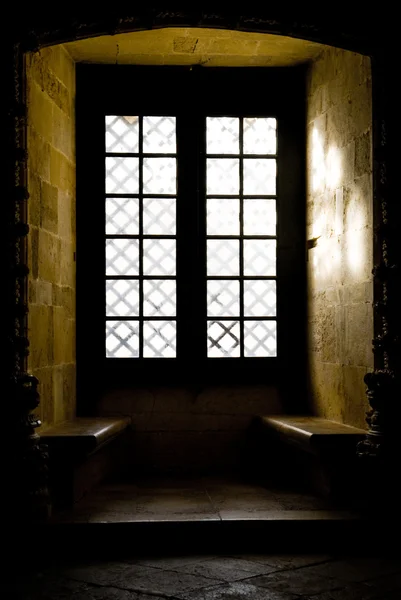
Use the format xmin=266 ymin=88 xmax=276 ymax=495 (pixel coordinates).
xmin=253 ymin=415 xmax=367 ymax=500
xmin=41 ymin=417 xmax=131 ymax=508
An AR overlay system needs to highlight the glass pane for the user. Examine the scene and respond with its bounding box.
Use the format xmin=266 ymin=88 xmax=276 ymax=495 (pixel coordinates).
xmin=243 ymin=118 xmax=277 ymax=155
xmin=244 ymin=320 xmax=277 ymax=357
xmin=243 ymin=159 xmax=276 ymax=195
xmin=206 ymin=117 xmax=240 ymax=154
xmin=143 ymin=239 xmax=176 ymax=275
xmin=106 ymin=321 xmax=139 ymax=358
xmin=244 ymin=280 xmax=276 ymax=317
xmin=207 ymin=240 xmax=239 ymax=276
xmin=243 ymin=199 xmax=276 ymax=236
xmin=207 ymin=199 xmax=239 ymax=235
xmin=143 ymin=116 xmax=176 ymax=153
xmin=106 ymin=280 xmax=139 ymax=316
xmin=105 ymin=115 xmax=139 ymax=153
xmin=143 ymin=280 xmax=176 ymax=317
xmin=207 ymin=280 xmax=240 ymax=317
xmin=207 ymin=159 xmax=240 ymax=195
xmin=244 ymin=240 xmax=276 ymax=276
xmin=143 ymin=321 xmax=176 ymax=357
xmin=207 ymin=321 xmax=240 ymax=358
xmin=106 ymin=198 xmax=139 ymax=235
xmin=106 ymin=157 xmax=139 ymax=194
xmin=143 ymin=198 xmax=176 ymax=235
xmin=106 ymin=239 xmax=139 ymax=276
xmin=143 ymin=158 xmax=176 ymax=194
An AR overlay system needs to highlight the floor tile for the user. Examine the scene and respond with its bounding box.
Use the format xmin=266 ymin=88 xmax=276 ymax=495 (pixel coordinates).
xmin=171 ymin=556 xmax=277 ymax=582
xmin=177 ymin=581 xmax=300 ymax=599
xmin=249 ymin=569 xmax=343 ymax=595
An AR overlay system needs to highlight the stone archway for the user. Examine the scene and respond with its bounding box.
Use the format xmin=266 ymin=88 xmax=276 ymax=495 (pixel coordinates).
xmin=6 ymin=13 xmax=398 ymax=521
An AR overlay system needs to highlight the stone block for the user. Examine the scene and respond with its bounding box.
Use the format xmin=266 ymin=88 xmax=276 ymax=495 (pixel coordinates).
xmin=59 ymin=239 xmax=76 ymax=287
xmin=28 ymin=80 xmax=53 ymax=144
xmin=343 ymin=281 xmax=373 ymax=306
xmin=40 ymin=180 xmax=58 ymax=233
xmin=28 ymin=304 xmax=54 ymax=369
xmin=29 ymin=226 xmax=39 ymax=279
xmin=27 ymin=172 xmax=41 ymax=227
xmin=28 ymin=279 xmax=37 ymax=304
xmin=342 ymin=365 xmax=370 ymax=429
xmin=38 ymin=229 xmax=60 ymax=283
xmin=53 ymin=104 xmax=74 ymax=160
xmin=51 ymin=148 xmax=75 ymax=193
xmin=43 ymin=66 xmax=71 ymax=116
xmin=28 ymin=128 xmax=51 ymax=182
xmin=355 ymin=131 xmax=372 ymax=178
xmin=342 ymin=225 xmax=373 ymax=284
xmin=344 ymin=303 xmax=374 ymax=368
xmin=52 ymin=284 xmax=75 ymax=317
xmin=308 ymin=360 xmax=345 ymax=423
xmin=36 ymin=279 xmax=53 ymax=306
xmin=53 ymin=306 xmax=75 ymax=364
xmin=58 ymin=190 xmax=74 ymax=239
xmin=342 ymin=141 xmax=355 ymax=185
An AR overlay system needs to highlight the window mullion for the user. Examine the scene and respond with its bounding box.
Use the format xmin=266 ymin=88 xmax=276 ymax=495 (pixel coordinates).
xmin=239 ymin=117 xmax=244 ymax=358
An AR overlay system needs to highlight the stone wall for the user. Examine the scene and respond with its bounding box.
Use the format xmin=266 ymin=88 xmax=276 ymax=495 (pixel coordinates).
xmin=26 ymin=45 xmax=76 ymax=428
xmin=99 ymin=385 xmax=282 ymax=473
xmin=306 ymin=47 xmax=373 ymax=428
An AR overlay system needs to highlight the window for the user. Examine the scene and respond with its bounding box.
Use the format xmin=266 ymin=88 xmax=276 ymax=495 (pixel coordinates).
xmin=104 ymin=114 xmax=278 ymax=360
xmin=77 ymin=66 xmax=306 ymax=388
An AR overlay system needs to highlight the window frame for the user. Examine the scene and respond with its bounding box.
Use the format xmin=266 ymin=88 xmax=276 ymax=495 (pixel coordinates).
xmin=76 ymin=65 xmax=307 ymax=399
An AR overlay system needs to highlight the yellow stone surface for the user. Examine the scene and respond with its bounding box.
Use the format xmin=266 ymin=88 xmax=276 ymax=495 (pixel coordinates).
xmin=64 ymin=28 xmax=325 ymax=67
xmin=27 ymin=44 xmax=76 ymax=427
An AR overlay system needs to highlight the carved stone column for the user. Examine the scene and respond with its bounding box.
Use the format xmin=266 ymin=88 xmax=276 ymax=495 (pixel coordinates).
xmin=357 ymin=53 xmax=400 ymax=485
xmin=6 ymin=42 xmax=50 ymax=523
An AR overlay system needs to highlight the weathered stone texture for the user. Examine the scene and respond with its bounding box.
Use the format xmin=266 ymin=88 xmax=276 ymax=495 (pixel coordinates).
xmin=307 ymin=47 xmax=373 ymax=429
xmin=27 ymin=44 xmax=76 ymax=428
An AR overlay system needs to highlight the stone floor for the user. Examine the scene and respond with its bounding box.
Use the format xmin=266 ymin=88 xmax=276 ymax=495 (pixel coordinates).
xmin=55 ymin=476 xmax=356 ymax=523
xmin=7 ymin=553 xmax=401 ymax=599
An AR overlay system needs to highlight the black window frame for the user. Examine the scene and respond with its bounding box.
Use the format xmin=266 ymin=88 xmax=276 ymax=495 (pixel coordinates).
xmin=76 ymin=65 xmax=306 ymax=403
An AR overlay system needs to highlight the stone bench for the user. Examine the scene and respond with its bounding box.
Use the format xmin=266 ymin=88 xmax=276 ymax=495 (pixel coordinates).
xmin=41 ymin=417 xmax=131 ymax=508
xmin=253 ymin=415 xmax=367 ymax=500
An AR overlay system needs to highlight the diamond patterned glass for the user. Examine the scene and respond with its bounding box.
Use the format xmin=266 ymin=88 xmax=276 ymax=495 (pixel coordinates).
xmin=206 ymin=117 xmax=240 ymax=154
xmin=143 ymin=321 xmax=176 ymax=357
xmin=106 ymin=321 xmax=139 ymax=358
xmin=106 ymin=280 xmax=140 ymax=317
xmin=143 ymin=239 xmax=176 ymax=276
xmin=143 ymin=158 xmax=176 ymax=194
xmin=207 ymin=321 xmax=240 ymax=358
xmin=105 ymin=115 xmax=139 ymax=153
xmin=207 ymin=280 xmax=240 ymax=317
xmin=106 ymin=239 xmax=139 ymax=276
xmin=244 ymin=320 xmax=277 ymax=357
xmin=244 ymin=280 xmax=276 ymax=317
xmin=207 ymin=199 xmax=239 ymax=235
xmin=207 ymin=159 xmax=240 ymax=195
xmin=143 ymin=117 xmax=176 ymax=153
xmin=143 ymin=198 xmax=176 ymax=235
xmin=106 ymin=198 xmax=139 ymax=235
xmin=243 ymin=118 xmax=277 ymax=155
xmin=244 ymin=240 xmax=276 ymax=276
xmin=106 ymin=157 xmax=139 ymax=194
xmin=143 ymin=280 xmax=176 ymax=317
xmin=243 ymin=159 xmax=276 ymax=195
xmin=207 ymin=240 xmax=239 ymax=276
xmin=243 ymin=199 xmax=276 ymax=236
